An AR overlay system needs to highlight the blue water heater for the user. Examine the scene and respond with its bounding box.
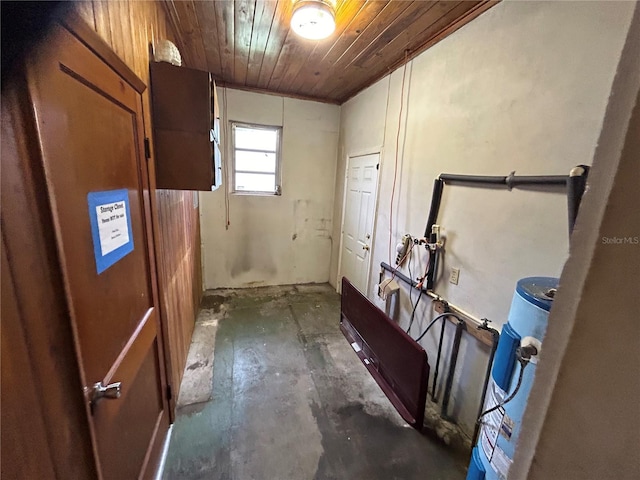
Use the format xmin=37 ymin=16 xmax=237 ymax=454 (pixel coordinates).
xmin=467 ymin=277 xmax=558 ymax=480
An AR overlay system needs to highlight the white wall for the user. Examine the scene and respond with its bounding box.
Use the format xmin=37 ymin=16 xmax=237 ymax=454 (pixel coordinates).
xmin=200 ymin=89 xmax=340 ymax=288
xmin=330 ymin=0 xmax=635 ymax=436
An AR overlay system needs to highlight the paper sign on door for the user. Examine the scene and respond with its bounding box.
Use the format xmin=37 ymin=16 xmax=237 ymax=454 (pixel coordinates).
xmin=88 ymin=189 xmax=134 ymax=274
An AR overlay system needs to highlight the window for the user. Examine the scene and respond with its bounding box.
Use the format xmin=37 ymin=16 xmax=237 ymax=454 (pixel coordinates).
xmin=231 ymin=122 xmax=282 ymax=195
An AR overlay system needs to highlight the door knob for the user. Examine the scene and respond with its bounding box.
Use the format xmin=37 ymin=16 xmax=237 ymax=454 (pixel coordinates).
xmin=363 ymin=244 xmax=370 ymax=251
xmin=90 ymin=381 xmax=122 ymax=404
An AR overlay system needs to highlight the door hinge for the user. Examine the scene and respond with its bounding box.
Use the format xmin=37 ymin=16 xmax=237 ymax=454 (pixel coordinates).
xmin=144 ymin=137 xmax=151 ymax=159
xmin=166 ymin=384 xmax=173 ymax=401
xmin=376 ymin=163 xmax=380 ymax=170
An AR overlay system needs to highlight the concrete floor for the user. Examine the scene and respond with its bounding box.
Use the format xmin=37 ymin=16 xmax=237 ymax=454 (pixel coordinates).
xmin=163 ymin=284 xmax=468 ymax=480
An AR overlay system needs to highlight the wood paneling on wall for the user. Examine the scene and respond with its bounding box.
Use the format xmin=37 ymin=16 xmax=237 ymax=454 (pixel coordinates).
xmin=1 ymin=240 xmax=56 ymax=480
xmin=155 ymin=189 xmax=202 ymax=403
xmin=75 ymin=1 xmax=203 ymax=412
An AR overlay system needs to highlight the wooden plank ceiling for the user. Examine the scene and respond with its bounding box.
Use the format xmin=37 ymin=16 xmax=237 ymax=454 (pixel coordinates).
xmin=163 ymin=0 xmax=497 ymax=104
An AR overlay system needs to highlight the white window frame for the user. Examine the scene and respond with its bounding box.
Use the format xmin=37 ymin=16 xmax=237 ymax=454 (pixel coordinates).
xmin=230 ymin=121 xmax=282 ymax=196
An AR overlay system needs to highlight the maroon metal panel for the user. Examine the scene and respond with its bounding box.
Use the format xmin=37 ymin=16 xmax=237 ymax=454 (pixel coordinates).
xmin=340 ymin=277 xmax=429 ymax=429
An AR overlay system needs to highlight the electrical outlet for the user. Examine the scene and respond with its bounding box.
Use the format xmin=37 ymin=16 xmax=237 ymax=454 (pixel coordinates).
xmin=449 ymin=267 xmax=460 ymax=285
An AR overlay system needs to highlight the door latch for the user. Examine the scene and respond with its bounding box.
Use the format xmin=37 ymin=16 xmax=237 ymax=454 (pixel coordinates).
xmin=90 ymin=381 xmax=122 ymax=406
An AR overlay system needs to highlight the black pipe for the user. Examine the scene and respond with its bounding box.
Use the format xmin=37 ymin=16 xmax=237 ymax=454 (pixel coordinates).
xmin=439 ymin=174 xmax=507 ymax=186
xmin=439 ymin=172 xmax=568 ymax=189
xmin=425 ymin=178 xmax=444 ymax=237
xmin=567 ymin=165 xmax=590 ymax=235
xmin=422 ymin=171 xmax=571 ymax=289
xmin=427 ymin=239 xmax=440 ymax=290
xmin=432 ymin=302 xmax=449 ymax=400
xmin=507 ymin=174 xmax=567 ymax=188
xmin=424 ymin=179 xmax=444 ymax=290
xmin=425 ymin=169 xmax=580 ymax=249
xmin=426 ymin=232 xmax=438 ymax=291
xmin=472 ymin=320 xmax=500 ymax=445
xmin=441 ymin=318 xmax=466 ymax=419
xmin=381 ymin=262 xmax=418 ymax=289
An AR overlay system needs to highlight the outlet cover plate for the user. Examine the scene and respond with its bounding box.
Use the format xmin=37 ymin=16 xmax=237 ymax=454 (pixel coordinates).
xmin=449 ymin=267 xmax=460 ymax=285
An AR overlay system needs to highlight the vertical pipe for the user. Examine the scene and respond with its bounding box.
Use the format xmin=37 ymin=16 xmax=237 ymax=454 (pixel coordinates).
xmin=425 ymin=179 xmax=443 ymax=291
xmin=472 ymin=326 xmax=500 ymax=445
xmin=441 ymin=319 xmax=465 ymax=418
xmin=426 ymin=240 xmax=438 ymax=290
xmin=432 ymin=309 xmax=449 ymax=400
xmin=424 ymin=178 xmax=444 ymax=238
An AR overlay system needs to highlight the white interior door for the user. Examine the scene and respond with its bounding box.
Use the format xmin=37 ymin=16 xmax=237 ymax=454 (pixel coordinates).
xmin=339 ymin=153 xmax=380 ymax=293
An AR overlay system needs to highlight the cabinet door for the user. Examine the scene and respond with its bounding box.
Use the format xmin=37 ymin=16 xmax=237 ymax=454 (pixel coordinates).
xmin=151 ymin=62 xmax=215 ymax=190
xmin=150 ymin=62 xmax=210 ymax=133
xmin=155 ymin=130 xmax=214 ymax=190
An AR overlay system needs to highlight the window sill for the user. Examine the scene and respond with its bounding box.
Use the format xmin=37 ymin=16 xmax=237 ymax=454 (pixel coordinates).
xmin=231 ymin=191 xmax=282 ymax=197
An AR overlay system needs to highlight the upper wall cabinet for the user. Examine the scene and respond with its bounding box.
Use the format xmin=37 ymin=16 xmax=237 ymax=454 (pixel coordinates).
xmin=150 ymin=62 xmax=222 ymax=191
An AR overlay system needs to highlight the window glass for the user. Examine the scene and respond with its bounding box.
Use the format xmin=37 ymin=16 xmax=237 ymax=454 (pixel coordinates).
xmin=232 ymin=122 xmax=281 ymax=194
xmin=235 ymin=173 xmax=276 ymax=192
xmin=235 ymin=127 xmax=278 ymax=151
xmin=235 ymin=151 xmax=277 ymax=173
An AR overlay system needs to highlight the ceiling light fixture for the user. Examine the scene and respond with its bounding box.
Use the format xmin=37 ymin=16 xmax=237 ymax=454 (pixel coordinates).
xmin=291 ymin=0 xmax=336 ymax=40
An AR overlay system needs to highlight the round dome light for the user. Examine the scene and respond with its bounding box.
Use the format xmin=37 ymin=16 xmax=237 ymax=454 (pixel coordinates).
xmin=291 ymin=1 xmax=336 ymax=40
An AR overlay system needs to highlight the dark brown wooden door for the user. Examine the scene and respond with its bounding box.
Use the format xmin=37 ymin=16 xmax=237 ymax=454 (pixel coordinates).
xmin=26 ymin=24 xmax=169 ymax=479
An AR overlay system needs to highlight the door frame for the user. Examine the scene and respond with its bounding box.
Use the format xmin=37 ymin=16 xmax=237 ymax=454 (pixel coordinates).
xmin=336 ymin=147 xmax=383 ymax=296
